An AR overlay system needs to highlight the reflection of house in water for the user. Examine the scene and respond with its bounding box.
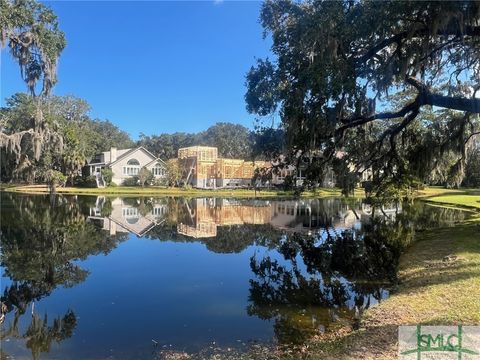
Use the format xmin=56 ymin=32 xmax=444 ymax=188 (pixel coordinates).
xmin=88 ymin=197 xmax=169 ymax=237
xmin=271 ymin=200 xmax=328 ymax=232
xmin=177 ymin=198 xmax=273 ymax=238
xmin=88 ymin=197 xmax=402 ymax=239
xmin=178 ymin=198 xmax=403 ymax=238
xmin=271 ymin=200 xmax=402 ymax=232
xmin=359 ymin=203 xmax=402 ymax=222
xmin=270 ymin=199 xmax=360 ymax=232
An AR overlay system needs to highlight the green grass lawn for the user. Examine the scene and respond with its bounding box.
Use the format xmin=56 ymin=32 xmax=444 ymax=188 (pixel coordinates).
xmin=1 ymin=184 xmax=346 ymax=198
xmin=418 ymin=186 xmax=480 ymax=210
xmin=424 ymin=194 xmax=480 ymax=209
xmin=417 ymin=186 xmax=480 ymax=197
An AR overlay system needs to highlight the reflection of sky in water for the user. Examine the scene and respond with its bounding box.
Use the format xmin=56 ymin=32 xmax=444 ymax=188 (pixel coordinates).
xmin=2 ymin=240 xmax=275 ymax=358
xmin=0 ymin=194 xmax=470 ymax=359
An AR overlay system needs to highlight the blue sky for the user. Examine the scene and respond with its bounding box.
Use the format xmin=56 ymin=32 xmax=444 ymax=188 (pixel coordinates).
xmin=1 ymin=1 xmax=271 ymax=139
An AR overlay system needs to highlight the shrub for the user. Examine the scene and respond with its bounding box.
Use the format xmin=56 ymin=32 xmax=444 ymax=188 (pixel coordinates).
xmin=44 ymin=170 xmax=67 ymax=193
xmin=101 ymin=168 xmax=114 ymax=186
xmin=75 ymin=174 xmax=97 ymax=187
xmin=73 ymin=175 xmax=84 ymax=186
xmin=138 ymin=167 xmax=154 ymax=187
xmin=123 ymin=176 xmax=139 ymax=186
xmin=283 ymin=175 xmax=294 ymax=191
xmin=85 ymin=175 xmax=98 ymax=187
xmin=154 ymin=177 xmax=167 ymax=187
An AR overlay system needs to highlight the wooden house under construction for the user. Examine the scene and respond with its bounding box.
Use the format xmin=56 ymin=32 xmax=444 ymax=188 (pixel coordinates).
xmin=175 ymin=146 xmax=269 ymax=189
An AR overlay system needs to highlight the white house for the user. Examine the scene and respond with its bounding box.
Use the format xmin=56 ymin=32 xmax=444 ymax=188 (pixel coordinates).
xmin=86 ymin=147 xmax=167 ymax=187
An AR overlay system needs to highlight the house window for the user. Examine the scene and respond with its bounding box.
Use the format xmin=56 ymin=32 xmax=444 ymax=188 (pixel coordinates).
xmin=153 ymin=206 xmax=166 ymax=216
xmin=122 ymin=207 xmax=139 ymax=223
xmin=123 ymin=158 xmax=140 ymax=176
xmin=152 ymin=164 xmax=165 ymax=176
xmin=127 ymin=159 xmax=140 ymax=165
xmin=122 ymin=208 xmax=139 ymax=217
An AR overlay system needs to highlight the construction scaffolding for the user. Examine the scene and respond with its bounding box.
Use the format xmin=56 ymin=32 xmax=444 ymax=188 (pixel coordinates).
xmin=176 ymin=146 xmax=270 ymax=189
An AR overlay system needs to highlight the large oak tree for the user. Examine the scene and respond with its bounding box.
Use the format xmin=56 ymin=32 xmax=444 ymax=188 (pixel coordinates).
xmin=246 ymin=0 xmax=480 ymax=192
xmin=0 ymin=0 xmax=66 ymax=180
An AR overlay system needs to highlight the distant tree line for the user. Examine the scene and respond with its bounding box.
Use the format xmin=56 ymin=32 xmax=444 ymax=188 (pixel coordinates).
xmin=137 ymin=122 xmax=285 ymax=161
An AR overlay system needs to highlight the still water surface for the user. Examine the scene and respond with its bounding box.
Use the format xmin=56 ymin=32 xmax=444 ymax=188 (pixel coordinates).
xmin=0 ymin=193 xmax=471 ymax=359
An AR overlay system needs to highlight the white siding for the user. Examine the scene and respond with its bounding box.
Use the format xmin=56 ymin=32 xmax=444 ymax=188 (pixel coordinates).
xmin=110 ymin=149 xmax=157 ymax=185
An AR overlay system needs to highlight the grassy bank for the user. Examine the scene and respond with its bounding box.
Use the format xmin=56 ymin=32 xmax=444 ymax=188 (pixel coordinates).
xmin=1 ymin=184 xmax=345 ymax=198
xmin=424 ymin=194 xmax=480 ymax=209
xmin=418 ymin=186 xmax=480 ymax=210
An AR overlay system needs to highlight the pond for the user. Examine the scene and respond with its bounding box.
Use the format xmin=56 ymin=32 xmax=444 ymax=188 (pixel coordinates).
xmin=0 ymin=193 xmax=472 ymax=359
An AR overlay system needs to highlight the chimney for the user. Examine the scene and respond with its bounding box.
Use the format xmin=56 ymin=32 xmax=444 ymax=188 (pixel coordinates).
xmin=110 ymin=147 xmax=117 ymax=162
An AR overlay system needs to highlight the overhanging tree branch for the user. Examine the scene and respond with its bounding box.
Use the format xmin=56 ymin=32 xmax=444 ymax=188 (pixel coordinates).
xmin=406 ymin=77 xmax=480 ymax=113
xmin=336 ymin=96 xmax=421 ymax=137
xmin=336 ymin=77 xmax=480 ymax=139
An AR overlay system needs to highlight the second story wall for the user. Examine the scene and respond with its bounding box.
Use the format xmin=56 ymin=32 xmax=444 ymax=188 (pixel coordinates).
xmin=110 ymin=149 xmax=157 ymax=185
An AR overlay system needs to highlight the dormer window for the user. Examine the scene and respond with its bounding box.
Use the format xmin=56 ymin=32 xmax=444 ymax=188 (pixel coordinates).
xmin=123 ymin=158 xmax=140 ymax=175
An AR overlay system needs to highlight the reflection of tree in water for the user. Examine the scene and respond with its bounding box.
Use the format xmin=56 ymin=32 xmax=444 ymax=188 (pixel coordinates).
xmin=144 ymin=198 xmax=469 ymax=254
xmin=1 ymin=308 xmax=77 ymax=360
xmin=25 ymin=311 xmax=76 ymax=360
xmin=247 ymin=214 xmax=417 ymax=345
xmin=121 ymin=197 xmax=156 ymax=217
xmin=248 ymin=254 xmax=351 ymax=344
xmin=204 ymin=224 xmax=284 ymax=253
xmin=399 ymin=202 xmax=470 ymax=230
xmin=0 ymin=193 xmax=127 ymax=359
xmin=145 ymin=222 xmax=285 ymax=254
xmin=117 ymin=196 xmax=470 ymax=344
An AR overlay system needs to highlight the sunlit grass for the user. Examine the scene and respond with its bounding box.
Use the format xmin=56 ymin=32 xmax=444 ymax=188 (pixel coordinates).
xmin=425 ymin=194 xmax=480 ymax=209
xmin=416 ymin=186 xmax=480 ymax=210
xmin=417 ymin=186 xmax=480 ymax=197
xmin=2 ymin=184 xmax=346 ymax=198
